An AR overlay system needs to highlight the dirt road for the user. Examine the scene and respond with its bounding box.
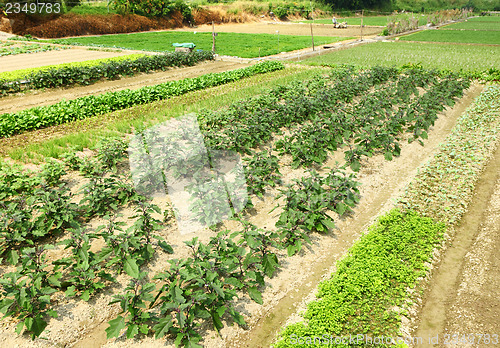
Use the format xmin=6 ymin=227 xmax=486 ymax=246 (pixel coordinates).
xmin=0 ymin=60 xmax=250 ymax=114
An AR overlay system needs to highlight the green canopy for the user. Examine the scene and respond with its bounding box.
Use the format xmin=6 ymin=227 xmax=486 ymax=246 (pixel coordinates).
xmin=172 ymin=43 xmax=196 ymax=48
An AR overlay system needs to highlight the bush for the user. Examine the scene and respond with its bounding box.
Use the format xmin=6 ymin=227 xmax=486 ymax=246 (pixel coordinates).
xmin=112 ymin=0 xmax=192 ymax=22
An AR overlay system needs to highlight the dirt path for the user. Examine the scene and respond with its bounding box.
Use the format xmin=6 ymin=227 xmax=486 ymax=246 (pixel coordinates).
xmin=412 ymin=141 xmax=500 ymax=347
xmin=0 ymin=47 xmax=134 ymax=73
xmin=0 ymin=60 xmax=250 ymax=114
xmin=177 ymin=21 xmax=382 ymax=38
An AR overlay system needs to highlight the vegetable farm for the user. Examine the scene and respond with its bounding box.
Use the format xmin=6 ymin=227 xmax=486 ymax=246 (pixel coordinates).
xmin=0 ymin=12 xmax=499 ymax=348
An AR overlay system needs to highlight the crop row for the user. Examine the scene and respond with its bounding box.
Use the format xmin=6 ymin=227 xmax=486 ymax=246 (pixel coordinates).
xmin=273 ymin=84 xmax=500 ymax=347
xmin=0 ymin=53 xmax=144 ymax=81
xmin=199 ymin=66 xmax=469 ymax=172
xmin=0 ymin=43 xmax=69 ymax=57
xmin=0 ymin=61 xmax=284 ymax=138
xmin=199 ymin=65 xmax=401 ymax=154
xmin=0 ymin=51 xmax=214 ymax=96
xmin=99 ymin=67 xmax=472 ymax=344
xmin=0 ymin=137 xmax=357 ymax=344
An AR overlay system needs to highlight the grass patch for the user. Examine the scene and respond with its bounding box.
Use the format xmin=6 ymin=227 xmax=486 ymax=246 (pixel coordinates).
xmin=48 ymin=32 xmax=350 ymax=58
xmin=299 ymin=41 xmax=500 ymax=72
xmin=400 ymin=29 xmax=500 ymax=44
xmin=1 ymin=66 xmax=325 ymax=161
xmin=441 ymin=19 xmax=500 ymax=30
xmin=0 ymin=61 xmax=283 ymax=138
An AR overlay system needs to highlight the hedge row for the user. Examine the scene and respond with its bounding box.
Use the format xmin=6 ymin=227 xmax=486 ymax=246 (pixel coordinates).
xmin=0 ymin=51 xmax=214 ymax=96
xmin=0 ymin=61 xmax=285 ymax=138
xmin=274 ymin=85 xmax=500 ymax=347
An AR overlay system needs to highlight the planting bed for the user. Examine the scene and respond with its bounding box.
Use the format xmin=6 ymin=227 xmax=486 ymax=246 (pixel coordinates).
xmin=0 ymin=60 xmax=250 ymax=115
xmin=274 ymin=84 xmax=500 ymax=347
xmin=0 ymin=65 xmax=480 ymax=347
xmin=0 ymin=47 xmax=133 ymax=73
xmin=300 ymin=41 xmax=500 ymax=79
xmin=174 ymin=22 xmax=382 ymax=38
xmin=0 ymin=51 xmax=215 ymax=97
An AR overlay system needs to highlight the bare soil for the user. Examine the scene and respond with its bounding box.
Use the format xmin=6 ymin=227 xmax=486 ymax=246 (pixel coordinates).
xmin=411 ymin=139 xmax=500 ymax=347
xmin=0 ymin=47 xmax=134 ymax=73
xmin=178 ymin=21 xmax=382 ymax=38
xmin=0 ymin=81 xmax=482 ymax=347
xmin=0 ymin=60 xmax=250 ymax=114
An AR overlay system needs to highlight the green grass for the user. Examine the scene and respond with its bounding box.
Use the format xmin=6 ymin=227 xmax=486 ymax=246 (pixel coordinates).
xmin=300 ymin=41 xmax=500 ymax=73
xmin=65 ymin=2 xmax=118 ymax=15
xmin=465 ymin=15 xmax=500 ymax=22
xmin=3 ymin=66 xmax=325 ymax=161
xmin=400 ymin=29 xmax=500 ymax=44
xmin=275 ymin=209 xmax=446 ymax=348
xmin=0 ymin=53 xmax=144 ymax=81
xmin=48 ymin=32 xmax=350 ymax=58
xmin=442 ymin=20 xmax=500 ymax=30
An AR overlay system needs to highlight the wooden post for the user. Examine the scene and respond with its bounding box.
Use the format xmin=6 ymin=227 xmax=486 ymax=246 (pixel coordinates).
xmin=276 ymin=30 xmax=280 ymax=53
xmin=360 ymin=9 xmax=364 ymax=41
xmin=310 ymin=22 xmax=315 ymax=51
xmin=212 ymin=21 xmax=215 ymax=53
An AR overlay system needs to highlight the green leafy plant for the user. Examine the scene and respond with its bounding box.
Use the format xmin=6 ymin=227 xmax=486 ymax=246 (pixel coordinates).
xmin=276 ymin=169 xmax=360 ymax=256
xmin=243 ymin=150 xmax=282 ymax=198
xmin=0 ymin=245 xmax=60 ymax=339
xmin=106 ymin=272 xmax=156 ymax=339
xmin=55 ymin=227 xmax=115 ymax=301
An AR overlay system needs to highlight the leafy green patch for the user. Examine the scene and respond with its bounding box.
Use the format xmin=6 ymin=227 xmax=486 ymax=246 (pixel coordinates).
xmin=0 ymin=61 xmax=284 ymax=138
xmin=48 ymin=31 xmax=350 ymax=58
xmin=275 ymin=210 xmax=445 ymax=347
